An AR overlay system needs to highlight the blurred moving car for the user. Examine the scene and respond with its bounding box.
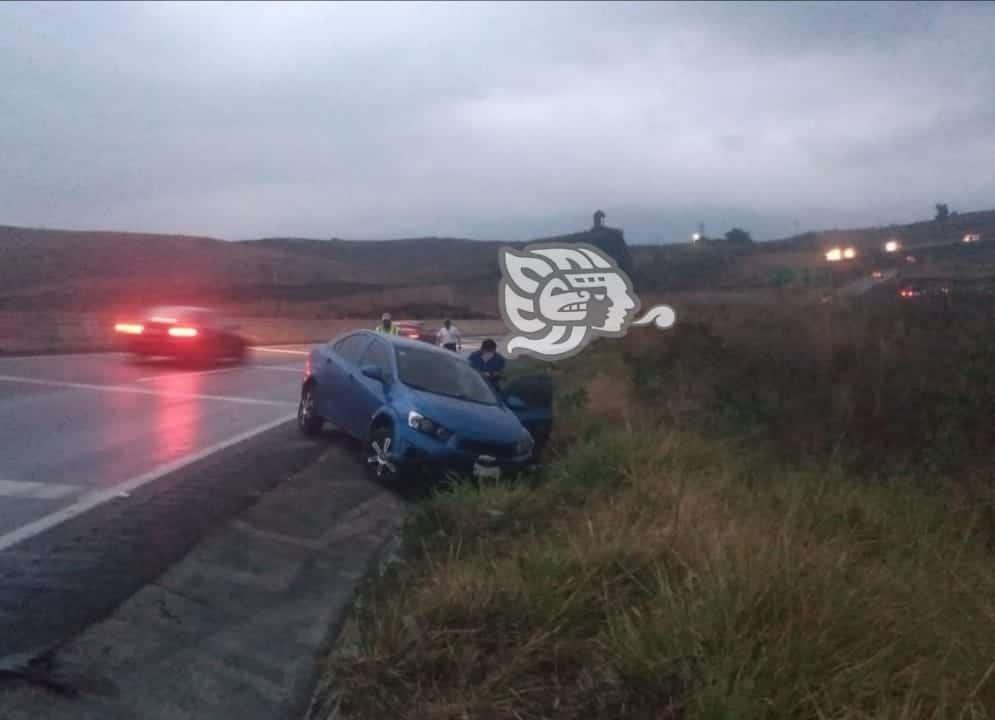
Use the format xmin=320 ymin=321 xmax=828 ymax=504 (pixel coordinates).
xmin=393 ymin=320 xmax=435 ymax=343
xmin=298 ymin=330 xmax=545 ymax=482
xmin=898 ymin=286 xmax=922 ymax=299
xmin=114 ymin=306 xmax=247 ymax=363
xmin=871 ymin=270 xmax=884 ymax=280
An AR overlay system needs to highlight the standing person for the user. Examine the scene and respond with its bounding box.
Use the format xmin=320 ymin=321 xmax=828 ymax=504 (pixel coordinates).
xmin=468 ymin=338 xmax=506 ymax=389
xmin=436 ymin=319 xmax=462 ymax=351
xmin=375 ymin=313 xmax=399 ymax=335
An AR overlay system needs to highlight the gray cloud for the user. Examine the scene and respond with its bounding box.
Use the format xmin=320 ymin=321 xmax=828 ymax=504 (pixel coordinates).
xmin=1 ymin=1 xmax=993 ymax=243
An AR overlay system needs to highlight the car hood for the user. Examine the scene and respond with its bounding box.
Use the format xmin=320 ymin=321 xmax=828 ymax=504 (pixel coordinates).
xmin=406 ymin=388 xmax=524 ymax=442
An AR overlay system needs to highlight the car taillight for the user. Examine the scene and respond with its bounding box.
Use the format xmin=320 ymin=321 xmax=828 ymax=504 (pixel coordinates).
xmin=115 ymin=323 xmax=144 ymax=334
xmin=168 ymin=326 xmax=198 ymax=337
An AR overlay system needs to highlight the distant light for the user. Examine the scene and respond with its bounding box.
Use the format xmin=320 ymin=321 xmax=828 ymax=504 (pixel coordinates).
xmin=963 ymin=233 xmax=981 ymax=244
xmin=691 ymin=232 xmax=702 ymax=243
xmin=884 ymin=240 xmax=900 ymax=253
xmin=825 ymin=247 xmax=843 ymax=262
xmin=168 ymin=327 xmax=199 ymax=338
xmin=843 ymin=247 xmax=857 ymax=260
xmin=114 ymin=323 xmax=144 ymax=335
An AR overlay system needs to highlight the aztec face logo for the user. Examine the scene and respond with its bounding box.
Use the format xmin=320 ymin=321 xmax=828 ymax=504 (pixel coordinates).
xmin=498 ymin=242 xmax=676 ymax=361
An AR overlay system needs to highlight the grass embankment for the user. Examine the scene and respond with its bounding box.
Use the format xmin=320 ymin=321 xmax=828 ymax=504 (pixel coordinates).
xmin=328 ymin=304 xmax=995 ymax=720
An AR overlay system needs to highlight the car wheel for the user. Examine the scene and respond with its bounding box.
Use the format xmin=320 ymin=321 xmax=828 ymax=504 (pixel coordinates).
xmin=366 ymin=425 xmax=405 ymax=485
xmin=297 ymin=384 xmax=324 ymax=436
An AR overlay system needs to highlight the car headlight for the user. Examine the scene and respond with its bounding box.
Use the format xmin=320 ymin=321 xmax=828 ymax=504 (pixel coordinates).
xmin=407 ymin=411 xmax=453 ymax=441
xmin=515 ymin=431 xmax=535 ymax=456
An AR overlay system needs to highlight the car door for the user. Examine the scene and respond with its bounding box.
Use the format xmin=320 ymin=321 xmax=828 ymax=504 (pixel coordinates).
xmin=317 ymin=333 xmax=371 ymax=432
xmin=499 ymin=372 xmax=554 ymax=450
xmin=352 ymin=337 xmax=393 ymax=436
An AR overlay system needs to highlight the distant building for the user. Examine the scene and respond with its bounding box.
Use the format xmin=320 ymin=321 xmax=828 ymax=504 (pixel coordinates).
xmin=532 ymin=210 xmax=634 ymax=277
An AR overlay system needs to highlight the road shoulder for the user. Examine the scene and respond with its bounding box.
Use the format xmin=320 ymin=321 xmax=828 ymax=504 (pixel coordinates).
xmin=0 ymin=446 xmax=405 ymax=720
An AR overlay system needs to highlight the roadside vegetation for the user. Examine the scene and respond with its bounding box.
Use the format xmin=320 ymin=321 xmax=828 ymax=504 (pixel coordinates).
xmin=326 ymin=301 xmax=995 ymax=720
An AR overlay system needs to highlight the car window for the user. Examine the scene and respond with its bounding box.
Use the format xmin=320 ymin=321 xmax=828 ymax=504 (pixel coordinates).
xmin=335 ymin=334 xmax=370 ymax=366
xmin=360 ymin=339 xmax=393 ymax=381
xmin=395 ymin=346 xmax=497 ymax=405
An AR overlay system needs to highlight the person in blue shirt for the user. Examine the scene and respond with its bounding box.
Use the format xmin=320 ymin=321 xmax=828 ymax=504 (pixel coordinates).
xmin=468 ymin=338 xmax=506 ymax=389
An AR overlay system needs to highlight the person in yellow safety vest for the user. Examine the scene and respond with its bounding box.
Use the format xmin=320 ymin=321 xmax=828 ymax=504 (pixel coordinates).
xmin=374 ymin=312 xmax=400 ymax=335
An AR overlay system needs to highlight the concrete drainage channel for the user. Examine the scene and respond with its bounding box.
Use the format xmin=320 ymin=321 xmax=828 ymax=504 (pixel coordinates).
xmin=0 ymin=446 xmax=406 ymax=720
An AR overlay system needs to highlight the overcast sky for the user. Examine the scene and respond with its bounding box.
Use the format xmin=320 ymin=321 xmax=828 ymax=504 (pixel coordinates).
xmin=1 ymin=1 xmax=993 ymax=244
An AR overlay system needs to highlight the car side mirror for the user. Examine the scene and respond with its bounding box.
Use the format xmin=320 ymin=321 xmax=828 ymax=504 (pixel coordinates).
xmin=505 ymin=395 xmax=527 ymax=410
xmin=361 ymin=364 xmax=385 ymax=383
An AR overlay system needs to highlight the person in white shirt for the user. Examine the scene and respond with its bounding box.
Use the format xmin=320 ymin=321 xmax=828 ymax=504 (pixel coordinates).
xmin=436 ymin=319 xmax=462 ymax=351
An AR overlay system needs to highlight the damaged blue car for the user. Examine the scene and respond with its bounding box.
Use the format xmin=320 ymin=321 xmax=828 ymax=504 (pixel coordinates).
xmin=298 ymin=330 xmax=552 ymax=483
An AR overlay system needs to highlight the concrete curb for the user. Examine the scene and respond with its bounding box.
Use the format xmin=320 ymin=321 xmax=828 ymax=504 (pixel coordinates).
xmin=0 ymin=446 xmax=405 ymax=720
xmin=303 ymin=533 xmax=404 ymax=720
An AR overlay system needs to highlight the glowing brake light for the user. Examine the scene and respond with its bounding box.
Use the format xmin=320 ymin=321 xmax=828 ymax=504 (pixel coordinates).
xmin=115 ymin=323 xmax=144 ymax=335
xmin=168 ymin=326 xmax=199 ymax=338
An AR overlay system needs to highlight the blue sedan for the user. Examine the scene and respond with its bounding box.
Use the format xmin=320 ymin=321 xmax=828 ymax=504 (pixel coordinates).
xmin=297 ymin=330 xmax=537 ymax=482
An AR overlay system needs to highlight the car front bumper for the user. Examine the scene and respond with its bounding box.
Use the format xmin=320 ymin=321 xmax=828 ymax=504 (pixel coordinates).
xmin=391 ymin=425 xmax=533 ymax=474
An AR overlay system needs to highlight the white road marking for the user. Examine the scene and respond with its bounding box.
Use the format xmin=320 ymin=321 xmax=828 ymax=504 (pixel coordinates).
xmin=0 ymin=479 xmax=78 ymax=501
xmin=0 ymin=374 xmax=294 ymax=407
xmin=0 ymin=413 xmax=297 ymax=552
xmin=253 ymin=347 xmax=310 ymax=355
xmin=136 ymin=366 xmax=243 ymax=383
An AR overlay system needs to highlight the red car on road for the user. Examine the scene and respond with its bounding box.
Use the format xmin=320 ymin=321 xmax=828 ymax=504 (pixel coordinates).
xmin=393 ymin=320 xmax=436 ymax=344
xmin=114 ymin=306 xmax=247 ymax=363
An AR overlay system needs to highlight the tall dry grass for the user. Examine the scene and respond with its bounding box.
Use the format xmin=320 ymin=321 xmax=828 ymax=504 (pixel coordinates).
xmin=325 ymin=300 xmax=995 ymax=720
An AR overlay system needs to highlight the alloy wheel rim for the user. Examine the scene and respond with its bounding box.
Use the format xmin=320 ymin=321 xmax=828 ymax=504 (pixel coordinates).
xmin=367 ymin=437 xmax=396 ymax=477
xmin=299 ymin=391 xmax=313 ymax=426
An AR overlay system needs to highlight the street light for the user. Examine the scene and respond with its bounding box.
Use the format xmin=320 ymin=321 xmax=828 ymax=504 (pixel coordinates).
xmin=825 ymin=247 xmax=843 ymax=262
xmin=691 ymin=232 xmax=701 ymax=244
xmin=884 ymin=240 xmax=900 ymax=253
xmin=843 ymin=247 xmax=857 ymax=260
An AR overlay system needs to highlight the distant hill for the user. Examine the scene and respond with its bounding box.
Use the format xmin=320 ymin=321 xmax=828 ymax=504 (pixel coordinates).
xmin=4 ymin=208 xmax=995 ymax=316
xmin=532 ymin=225 xmax=634 ymax=276
xmin=632 ymin=208 xmax=995 ymax=293
xmin=764 ymin=208 xmax=995 ymax=253
xmin=0 ymin=225 xmax=522 ymax=316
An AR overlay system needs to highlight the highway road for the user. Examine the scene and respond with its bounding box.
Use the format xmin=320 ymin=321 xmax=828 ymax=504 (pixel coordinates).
xmin=838 ymin=268 xmax=900 ymax=297
xmin=0 ymin=345 xmax=334 ymax=662
xmin=0 ymin=347 xmax=311 ymax=546
xmin=0 ymin=329 xmax=504 ymax=664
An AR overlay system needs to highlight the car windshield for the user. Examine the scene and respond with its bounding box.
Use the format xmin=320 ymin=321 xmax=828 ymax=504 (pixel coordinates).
xmin=395 ymin=346 xmax=497 ymax=405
